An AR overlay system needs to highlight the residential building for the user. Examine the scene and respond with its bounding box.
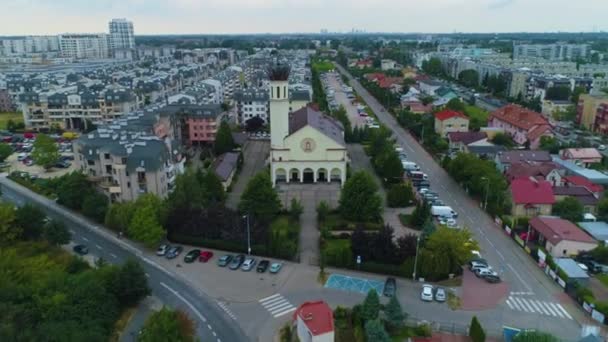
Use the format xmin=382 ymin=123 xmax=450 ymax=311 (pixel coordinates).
xmin=488 ymin=104 xmax=552 ymax=149
xmin=594 ymin=102 xmax=608 ymax=134
xmin=505 ymin=162 xmax=563 ymax=186
xmin=576 ymin=94 xmax=608 ymax=131
xmin=59 ymin=33 xmax=110 ymax=59
xmin=0 ymin=89 xmax=13 ymax=111
xmin=466 ymin=144 xmax=506 ymax=160
xmin=495 ymin=150 xmax=552 ymax=172
xmin=552 ymin=186 xmax=599 ymax=214
xmin=559 ymin=148 xmax=602 ymax=167
xmin=513 ymin=43 xmax=589 ymax=61
xmin=563 ymin=175 xmax=604 ymax=196
xmin=578 ymin=221 xmax=608 ymax=243
xmin=506 ymin=71 xmax=528 ymax=98
xmin=234 ymin=88 xmax=269 ymax=124
xmin=554 ymin=258 xmax=590 ymax=286
xmin=156 ymin=104 xmax=226 ymax=146
xmin=201 ymin=79 xmax=224 ymax=104
xmin=212 ymin=152 xmax=240 ymax=190
xmin=293 ymin=301 xmax=334 ymax=342
xmin=109 ymin=18 xmax=135 ymax=51
xmin=541 ymin=100 xmax=572 ymax=118
xmin=446 ymin=131 xmax=486 ymax=153
xmin=381 ymin=59 xmax=397 ymax=70
xmin=434 ymin=109 xmax=469 ymax=137
xmin=528 ymin=216 xmax=597 ymax=257
xmin=510 ymin=177 xmax=555 ymax=217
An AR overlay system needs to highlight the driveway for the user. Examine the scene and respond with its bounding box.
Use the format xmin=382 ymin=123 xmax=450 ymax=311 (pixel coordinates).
xmin=226 ymin=140 xmax=269 ymax=209
xmin=324 ymin=71 xmax=368 ymax=128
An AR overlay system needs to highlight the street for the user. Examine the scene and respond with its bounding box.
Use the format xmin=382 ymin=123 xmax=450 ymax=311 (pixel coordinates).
xmin=334 ymin=63 xmax=589 ymax=339
xmin=0 ymin=177 xmax=249 ymax=342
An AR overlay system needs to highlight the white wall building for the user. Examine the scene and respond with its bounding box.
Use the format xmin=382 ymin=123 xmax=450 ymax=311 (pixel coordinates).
xmin=59 ymin=33 xmax=110 ymax=59
xmin=109 ymin=18 xmax=135 ymax=51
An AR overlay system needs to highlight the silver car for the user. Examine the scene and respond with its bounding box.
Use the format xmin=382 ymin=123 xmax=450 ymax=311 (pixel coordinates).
xmin=421 ymin=284 xmax=434 ymax=302
xmin=241 ymin=258 xmax=256 ymax=271
xmin=435 ymin=287 xmax=446 ymax=302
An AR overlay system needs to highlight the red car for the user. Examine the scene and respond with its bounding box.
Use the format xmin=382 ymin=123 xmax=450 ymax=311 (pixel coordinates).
xmin=199 ymin=251 xmax=214 ymax=262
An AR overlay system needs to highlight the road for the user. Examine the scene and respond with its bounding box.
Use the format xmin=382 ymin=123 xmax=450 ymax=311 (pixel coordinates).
xmin=335 ymin=64 xmax=588 ymax=339
xmin=0 ymin=177 xmax=249 ymax=342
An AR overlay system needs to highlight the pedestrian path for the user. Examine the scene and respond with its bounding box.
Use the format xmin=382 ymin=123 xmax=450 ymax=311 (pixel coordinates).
xmin=505 ymin=295 xmax=573 ymax=319
xmin=216 ymin=301 xmax=237 ymax=320
xmin=259 ymin=294 xmax=296 ymax=318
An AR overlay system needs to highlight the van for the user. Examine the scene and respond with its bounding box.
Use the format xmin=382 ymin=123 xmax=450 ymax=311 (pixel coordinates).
xmin=409 ymin=171 xmax=428 ymax=181
xmin=431 ymin=206 xmax=458 ymax=218
xmin=402 ymin=161 xmax=420 ymax=171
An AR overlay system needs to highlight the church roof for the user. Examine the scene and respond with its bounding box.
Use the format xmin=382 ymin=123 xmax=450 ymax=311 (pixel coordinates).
xmin=289 ymin=106 xmax=345 ymax=146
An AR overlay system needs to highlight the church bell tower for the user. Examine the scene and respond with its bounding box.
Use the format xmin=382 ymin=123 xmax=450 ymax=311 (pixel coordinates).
xmin=268 ymin=64 xmax=290 ymax=149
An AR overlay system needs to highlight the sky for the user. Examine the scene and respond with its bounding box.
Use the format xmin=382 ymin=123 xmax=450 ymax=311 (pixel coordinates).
xmin=2 ymin=0 xmax=607 ymax=35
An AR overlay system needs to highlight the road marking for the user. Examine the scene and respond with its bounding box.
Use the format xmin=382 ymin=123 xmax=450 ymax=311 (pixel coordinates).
xmin=539 ymin=301 xmax=558 ymax=317
xmin=160 ymin=282 xmax=208 ymax=323
xmin=507 ymin=263 xmax=532 ymax=292
xmin=269 ymin=302 xmax=292 ymax=314
xmin=259 ymin=294 xmax=295 ymax=318
xmin=109 ymin=253 xmax=117 ymax=258
xmin=212 ymin=331 xmax=217 ymax=337
xmin=512 ymin=297 xmax=531 ymax=312
xmin=207 ymin=324 xmax=212 ymax=330
xmin=274 ymin=307 xmax=297 ymax=318
xmin=217 ymin=301 xmax=237 ymax=320
xmin=259 ymin=293 xmax=281 ymax=302
xmin=528 ymin=299 xmax=544 ymax=314
xmin=95 ymin=244 xmax=102 ymax=250
xmin=261 ymin=297 xmax=285 ymax=307
xmin=82 ymin=237 xmax=89 ymax=242
xmin=505 ymin=298 xmax=514 ymax=309
xmin=553 ymin=303 xmax=573 ymax=319
xmin=508 ymin=297 xmax=522 ymax=311
xmin=496 ymin=250 xmax=505 ymax=261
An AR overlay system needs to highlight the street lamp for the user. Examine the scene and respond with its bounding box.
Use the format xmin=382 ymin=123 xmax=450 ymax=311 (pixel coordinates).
xmin=412 ymin=235 xmax=421 ymax=281
xmin=242 ymin=214 xmax=251 ymax=255
xmin=481 ymin=177 xmax=490 ymax=211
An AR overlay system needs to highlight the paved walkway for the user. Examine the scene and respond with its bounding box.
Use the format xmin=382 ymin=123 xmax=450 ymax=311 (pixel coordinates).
xmin=226 ymin=140 xmax=269 ymax=209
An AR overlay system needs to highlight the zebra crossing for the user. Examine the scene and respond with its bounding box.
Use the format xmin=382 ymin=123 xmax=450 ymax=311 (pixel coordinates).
xmin=259 ymin=294 xmax=297 ymax=318
xmin=217 ymin=301 xmax=237 ymax=320
xmin=506 ymin=296 xmax=573 ymax=320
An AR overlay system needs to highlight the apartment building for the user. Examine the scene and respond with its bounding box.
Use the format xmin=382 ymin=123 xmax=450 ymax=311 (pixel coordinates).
xmin=488 ymin=104 xmax=553 ymax=149
xmin=513 ymin=43 xmax=589 ymax=61
xmin=59 ymin=33 xmax=110 ymax=59
xmin=109 ymin=18 xmax=135 ymax=51
xmin=577 ymin=94 xmax=608 ymax=131
xmin=234 ymin=88 xmax=269 ymax=124
xmin=156 ymin=104 xmax=226 ymax=145
xmin=0 ymin=36 xmax=60 ymax=56
xmin=0 ymin=89 xmax=13 ymax=112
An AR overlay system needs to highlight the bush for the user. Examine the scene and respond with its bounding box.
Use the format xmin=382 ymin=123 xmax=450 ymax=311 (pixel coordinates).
xmin=469 ymin=316 xmax=486 ymax=342
xmin=413 ymin=324 xmax=432 ymax=337
xmin=387 ymin=183 xmax=414 ymax=208
xmin=323 ymin=238 xmax=353 ymax=268
xmin=317 ymin=201 xmax=331 ymax=222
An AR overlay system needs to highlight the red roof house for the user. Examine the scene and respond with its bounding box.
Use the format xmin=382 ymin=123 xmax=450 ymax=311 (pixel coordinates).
xmin=510 ymin=177 xmax=555 ymax=217
xmin=529 ymin=216 xmax=597 ymax=257
xmin=434 ymin=110 xmax=470 ymax=137
xmin=504 ymin=162 xmax=563 ymax=185
xmin=563 ymin=175 xmax=604 ymax=195
xmin=488 ymin=104 xmax=553 ymax=149
xmin=293 ymin=301 xmax=334 ymax=342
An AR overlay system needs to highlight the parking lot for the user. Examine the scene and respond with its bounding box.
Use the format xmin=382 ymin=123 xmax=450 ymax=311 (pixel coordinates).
xmin=325 ymin=273 xmax=385 ymax=295
xmin=4 ymin=132 xmax=77 ymax=178
xmin=322 ymin=71 xmax=373 ymax=128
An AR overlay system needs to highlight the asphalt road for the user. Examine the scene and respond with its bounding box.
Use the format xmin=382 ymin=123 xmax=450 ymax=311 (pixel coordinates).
xmin=0 ymin=177 xmax=249 ymax=342
xmin=335 ymin=64 xmax=587 ymax=338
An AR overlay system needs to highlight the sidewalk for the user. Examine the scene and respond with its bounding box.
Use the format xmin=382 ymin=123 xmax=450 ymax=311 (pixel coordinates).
xmin=120 ymin=296 xmax=163 ymax=342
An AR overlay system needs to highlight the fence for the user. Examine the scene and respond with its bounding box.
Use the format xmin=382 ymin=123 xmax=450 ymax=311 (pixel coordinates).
xmin=405 ymin=316 xmax=502 ymax=338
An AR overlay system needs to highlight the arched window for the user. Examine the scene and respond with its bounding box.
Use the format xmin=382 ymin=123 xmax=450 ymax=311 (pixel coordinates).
xmin=271 ymin=87 xmax=273 ymax=98
xmin=283 ymin=86 xmax=287 ymax=98
xmin=276 ymin=86 xmax=281 ymax=99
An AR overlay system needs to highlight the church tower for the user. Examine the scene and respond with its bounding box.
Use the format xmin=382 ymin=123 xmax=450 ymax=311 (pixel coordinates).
xmin=268 ymin=65 xmax=290 ymax=148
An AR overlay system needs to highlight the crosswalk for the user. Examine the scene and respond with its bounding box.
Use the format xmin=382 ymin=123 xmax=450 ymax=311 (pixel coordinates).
xmin=217 ymin=301 xmax=237 ymax=320
xmin=259 ymin=294 xmax=297 ymax=318
xmin=506 ymin=296 xmax=573 ymax=320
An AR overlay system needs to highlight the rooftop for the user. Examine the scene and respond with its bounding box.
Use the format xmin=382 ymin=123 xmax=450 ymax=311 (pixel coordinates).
xmin=554 ymin=258 xmax=590 ymax=279
xmin=490 ymin=104 xmax=548 ymax=130
xmin=435 ymin=109 xmax=468 ymax=121
xmin=212 ymin=152 xmax=239 ymax=181
xmin=578 ymin=221 xmax=608 ymax=242
xmin=447 ymin=131 xmax=486 ymax=145
xmin=530 ymin=216 xmax=596 ymax=245
xmin=510 ymin=177 xmax=555 ymax=205
xmin=289 ymin=106 xmax=344 ymax=146
xmin=293 ymin=301 xmax=334 ymax=336
xmin=498 ymin=150 xmax=552 ymax=164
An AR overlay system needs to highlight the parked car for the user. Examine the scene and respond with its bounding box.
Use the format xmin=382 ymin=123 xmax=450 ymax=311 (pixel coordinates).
xmin=435 ymin=287 xmax=446 ymax=302
xmin=166 ymin=246 xmax=183 ymax=259
xmin=241 ymin=258 xmax=256 ymax=271
xmin=257 ymin=260 xmax=270 ymax=273
xmin=469 ymin=260 xmax=488 ymax=271
xmin=156 ymin=244 xmax=170 ymax=256
xmin=475 ymin=267 xmax=498 ymax=278
xmin=229 ymin=254 xmax=245 ymax=270
xmin=183 ymin=249 xmax=201 ymax=263
xmin=269 ymin=262 xmax=283 ymax=274
xmin=421 ymin=284 xmax=434 ymax=302
xmin=484 ymin=274 xmax=502 ymax=283
xmin=199 ymin=251 xmax=214 ymax=262
xmin=54 ymin=160 xmax=71 ymax=168
xmin=383 ymin=277 xmax=396 ymax=297
xmin=73 ymin=244 xmax=88 ymax=255
xmin=217 ymin=254 xmax=233 ymax=267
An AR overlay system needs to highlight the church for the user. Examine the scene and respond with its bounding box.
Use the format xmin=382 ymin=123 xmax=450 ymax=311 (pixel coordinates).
xmin=268 ymin=66 xmax=348 ymax=186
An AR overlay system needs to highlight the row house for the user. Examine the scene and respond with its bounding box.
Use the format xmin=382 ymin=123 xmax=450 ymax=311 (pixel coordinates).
xmin=488 ymin=104 xmax=553 ymax=149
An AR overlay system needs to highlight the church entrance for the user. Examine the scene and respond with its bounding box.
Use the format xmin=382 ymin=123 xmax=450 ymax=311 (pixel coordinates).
xmin=290 ymin=168 xmax=300 ymax=182
xmin=317 ymin=168 xmax=327 ymax=182
xmin=303 ymin=168 xmax=314 ymax=183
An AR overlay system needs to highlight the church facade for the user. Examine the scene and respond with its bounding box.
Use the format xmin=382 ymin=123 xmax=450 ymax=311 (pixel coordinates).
xmin=268 ymin=66 xmax=348 ymax=186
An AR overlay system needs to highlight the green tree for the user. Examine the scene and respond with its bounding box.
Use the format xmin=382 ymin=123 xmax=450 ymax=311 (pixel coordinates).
xmin=420 ymin=218 xmax=436 ymax=241
xmin=56 ymin=172 xmax=90 ymax=210
xmin=512 ymin=330 xmax=558 ymax=342
xmin=0 ymin=202 xmax=19 ymax=244
xmin=82 ymin=191 xmax=109 ymax=223
xmin=289 ymin=198 xmax=303 ymax=220
xmin=539 ymin=136 xmax=561 ymax=154
xmin=469 ymin=316 xmax=486 ymax=342
xmin=364 ymin=319 xmax=390 ymax=342
xmin=445 ymin=98 xmax=466 ymax=112
xmin=0 ymin=143 xmax=12 ymax=162
xmin=361 ymin=289 xmax=381 ymax=321
xmin=387 ymin=183 xmax=414 ymax=208
xmin=109 ymin=259 xmax=151 ymax=308
xmin=410 ymin=200 xmax=431 ymax=229
xmin=374 ymin=149 xmax=404 ymax=183
xmin=491 ymin=132 xmax=515 ymax=147
xmin=545 ymin=86 xmax=572 ymax=101
xmin=199 ymin=169 xmax=226 ymax=204
xmin=213 ymin=121 xmax=235 ymax=156
xmin=15 ymin=203 xmax=46 ymax=240
xmin=138 ymin=308 xmax=195 ymax=342
xmin=43 ymin=219 xmax=71 ymax=246
xmin=571 ymin=86 xmax=587 ymax=103
xmin=105 ymin=201 xmax=136 ymax=232
xmin=31 ymin=133 xmax=60 ymax=169
xmin=238 ymin=172 xmax=281 ymax=223
xmin=421 ymin=57 xmax=444 ymax=77
xmin=384 ymin=296 xmax=406 ymax=331
xmin=317 ymin=200 xmax=331 ymax=222
xmin=128 ymin=195 xmax=165 ymax=247
xmin=598 ymin=197 xmax=608 ymax=221
xmin=339 ymin=171 xmax=383 ymax=222
xmin=552 ymin=197 xmax=584 ymax=222
xmin=458 ymin=69 xmax=480 ymax=88
xmin=420 ymin=227 xmax=478 ymax=280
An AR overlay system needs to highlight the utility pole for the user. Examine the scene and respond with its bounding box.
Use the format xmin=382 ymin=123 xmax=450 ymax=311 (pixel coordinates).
xmin=243 ymin=214 xmax=251 ymax=255
xmin=412 ymin=235 xmax=421 ymax=281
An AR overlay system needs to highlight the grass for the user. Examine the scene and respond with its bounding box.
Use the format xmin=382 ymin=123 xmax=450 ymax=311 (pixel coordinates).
xmin=313 ymin=60 xmax=335 ymax=73
xmin=391 ymin=327 xmax=415 ymax=341
xmin=464 ymin=105 xmax=489 ymax=125
xmin=0 ymin=111 xmax=23 ymax=129
xmin=447 ymin=291 xmax=461 ymax=310
xmin=597 ymin=274 xmax=608 ymax=288
xmin=110 ymin=306 xmax=138 ymax=342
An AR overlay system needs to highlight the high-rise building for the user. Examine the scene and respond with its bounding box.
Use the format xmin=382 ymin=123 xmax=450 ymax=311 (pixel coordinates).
xmin=59 ymin=33 xmax=110 ymax=59
xmin=109 ymin=18 xmax=135 ymax=50
xmin=513 ymin=43 xmax=589 ymax=61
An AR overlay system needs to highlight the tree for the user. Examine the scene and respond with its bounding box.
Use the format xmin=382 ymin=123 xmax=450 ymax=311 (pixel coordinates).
xmin=512 ymin=330 xmax=558 ymax=342
xmin=420 ymin=227 xmax=478 ymax=280
xmin=213 ymin=121 xmax=235 ymax=155
xmin=458 ymin=69 xmax=480 ymax=88
xmin=0 ymin=143 xmax=12 ymax=162
xmin=31 ymin=133 xmax=60 ymax=169
xmin=15 ymin=203 xmax=46 ymax=240
xmin=128 ymin=195 xmax=165 ymax=247
xmin=0 ymin=202 xmax=19 ymax=244
xmin=410 ymin=200 xmax=431 ymax=229
xmin=387 ymin=183 xmax=414 ymax=208
xmin=374 ymin=149 xmax=404 ymax=184
xmin=539 ymin=136 xmax=561 ymax=154
xmin=105 ymin=201 xmax=136 ymax=232
xmin=82 ymin=191 xmax=109 ymax=223
xmin=491 ymin=132 xmax=515 ymax=147
xmin=339 ymin=171 xmax=383 ymax=222
xmin=316 ymin=200 xmax=330 ymax=222
xmin=598 ymin=197 xmax=608 ymax=221
xmin=199 ymin=170 xmax=226 ymax=205
xmin=238 ymin=172 xmax=281 ymax=223
xmin=552 ymin=197 xmax=584 ymax=222
xmin=421 ymin=57 xmax=443 ymax=77
xmin=469 ymin=316 xmax=486 ymax=342
xmin=138 ymin=308 xmax=194 ymax=342
xmin=56 ymin=172 xmax=90 ymax=210
xmin=43 ymin=219 xmax=71 ymax=246
xmin=289 ymin=198 xmax=303 ymax=220
xmin=245 ymin=116 xmax=264 ymax=132
xmin=384 ymin=296 xmax=406 ymax=331
xmin=445 ymin=98 xmax=466 ymax=112
xmin=361 ymin=289 xmax=381 ymax=321
xmin=110 ymin=259 xmax=151 ymax=308
xmin=571 ymin=86 xmax=587 ymax=104
xmin=545 ymin=86 xmax=571 ymax=101
xmin=364 ymin=319 xmax=391 ymax=342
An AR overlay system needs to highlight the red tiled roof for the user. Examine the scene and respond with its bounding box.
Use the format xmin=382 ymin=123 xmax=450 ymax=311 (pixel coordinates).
xmin=435 ymin=109 xmax=468 ymax=121
xmin=293 ymin=301 xmax=334 ymax=336
xmin=563 ymin=176 xmax=604 ymax=193
xmin=528 ymin=124 xmax=553 ymax=141
xmin=447 ymin=131 xmax=487 ymax=145
xmin=530 ymin=216 xmax=597 ymax=245
xmin=505 ymin=162 xmax=560 ymax=182
xmin=560 ymin=148 xmax=602 ymax=160
xmin=510 ymin=177 xmax=555 ymax=205
xmin=490 ymin=104 xmax=548 ymax=130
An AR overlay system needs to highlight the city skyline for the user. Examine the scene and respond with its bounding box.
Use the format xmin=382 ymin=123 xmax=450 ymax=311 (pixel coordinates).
xmin=2 ymin=0 xmax=607 ymax=36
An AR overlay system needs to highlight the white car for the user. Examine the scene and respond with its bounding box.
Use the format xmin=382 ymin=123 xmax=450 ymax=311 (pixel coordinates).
xmin=475 ymin=267 xmax=497 ymax=278
xmin=156 ymin=244 xmax=170 ymax=256
xmin=421 ymin=284 xmax=434 ymax=302
xmin=446 ymin=218 xmax=458 ymax=228
xmin=241 ymin=258 xmax=256 ymax=271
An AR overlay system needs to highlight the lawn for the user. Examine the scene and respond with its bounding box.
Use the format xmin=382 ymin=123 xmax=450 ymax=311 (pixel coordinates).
xmin=313 ymin=60 xmax=335 ymax=73
xmin=597 ymin=274 xmax=608 ymax=288
xmin=0 ymin=111 xmax=23 ymax=130
xmin=464 ymin=105 xmax=489 ymax=125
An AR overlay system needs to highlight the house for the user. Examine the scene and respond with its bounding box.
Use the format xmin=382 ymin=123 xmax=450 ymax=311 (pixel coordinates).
xmin=432 ymin=87 xmax=459 ymax=107
xmin=403 ymin=101 xmax=433 ymax=114
xmin=446 ymin=131 xmax=487 ymax=153
xmin=559 ymin=148 xmax=602 ymax=168
xmin=578 ymin=221 xmax=608 ymax=242
xmin=294 ymin=301 xmax=334 ymax=342
xmin=552 ymin=186 xmax=599 ymax=214
xmin=554 ymin=258 xmax=590 ymax=287
xmin=495 ymin=150 xmax=552 ymax=173
xmin=563 ymin=175 xmax=604 ymax=195
xmin=419 ymin=79 xmax=445 ymax=96
xmin=488 ymin=104 xmax=553 ymax=149
xmin=212 ymin=152 xmax=240 ymax=190
xmin=510 ymin=177 xmax=555 ymax=217
xmin=354 ymin=59 xmax=373 ymax=69
xmin=529 ymin=216 xmax=597 ymax=258
xmin=465 ymin=144 xmax=506 ymax=160
xmin=505 ymin=162 xmax=563 ymax=186
xmin=434 ymin=110 xmax=469 ymax=137
xmin=551 ymin=156 xmax=608 ymax=186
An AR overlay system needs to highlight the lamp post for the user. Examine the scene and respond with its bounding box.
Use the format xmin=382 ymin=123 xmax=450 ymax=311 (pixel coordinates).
xmin=412 ymin=235 xmax=421 ymax=281
xmin=242 ymin=214 xmax=251 ymax=255
xmin=481 ymin=177 xmax=490 ymax=211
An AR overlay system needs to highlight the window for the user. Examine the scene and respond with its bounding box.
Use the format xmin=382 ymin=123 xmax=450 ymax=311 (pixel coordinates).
xmin=104 ymin=153 xmax=110 ymax=160
xmin=87 ymin=160 xmax=94 ymax=166
xmin=127 ymin=182 xmax=131 ymax=188
xmin=563 ymin=249 xmax=567 ymax=255
xmin=276 ymin=86 xmax=280 ymax=98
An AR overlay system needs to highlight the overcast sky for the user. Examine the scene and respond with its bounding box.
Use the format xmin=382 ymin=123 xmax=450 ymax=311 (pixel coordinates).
xmin=2 ymin=0 xmax=607 ymax=35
